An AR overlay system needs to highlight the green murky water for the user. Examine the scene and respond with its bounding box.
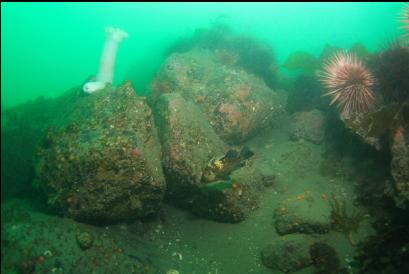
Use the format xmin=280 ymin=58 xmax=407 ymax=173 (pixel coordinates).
xmin=2 ymin=3 xmax=409 ymax=274
xmin=1 ymin=2 xmax=405 ymax=108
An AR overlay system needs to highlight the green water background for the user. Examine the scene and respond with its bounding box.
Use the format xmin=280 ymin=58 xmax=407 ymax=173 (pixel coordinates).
xmin=1 ymin=2 xmax=405 ymax=109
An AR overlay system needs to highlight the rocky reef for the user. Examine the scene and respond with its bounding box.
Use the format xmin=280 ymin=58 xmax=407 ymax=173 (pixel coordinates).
xmin=2 ymin=62 xmax=279 ymax=225
xmin=2 ymin=38 xmax=281 ymax=226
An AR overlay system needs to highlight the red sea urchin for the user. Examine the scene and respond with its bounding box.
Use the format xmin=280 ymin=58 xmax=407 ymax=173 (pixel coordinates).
xmin=320 ymin=52 xmax=376 ymax=119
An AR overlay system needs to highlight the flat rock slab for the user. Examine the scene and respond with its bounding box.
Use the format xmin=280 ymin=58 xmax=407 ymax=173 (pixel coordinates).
xmin=274 ymin=191 xmax=332 ymax=235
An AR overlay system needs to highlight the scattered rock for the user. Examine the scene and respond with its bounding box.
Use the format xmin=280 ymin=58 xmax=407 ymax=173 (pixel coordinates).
xmin=274 ymin=191 xmax=332 ymax=235
xmin=261 ymin=234 xmax=314 ymax=273
xmin=289 ymin=109 xmax=325 ymax=144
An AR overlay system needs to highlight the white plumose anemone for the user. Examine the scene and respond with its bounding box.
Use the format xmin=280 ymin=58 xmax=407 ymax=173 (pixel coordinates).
xmin=83 ymin=27 xmax=128 ymax=94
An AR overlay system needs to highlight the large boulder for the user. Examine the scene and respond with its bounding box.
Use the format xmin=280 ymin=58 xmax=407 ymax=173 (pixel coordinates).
xmin=152 ymin=48 xmax=286 ymax=144
xmin=261 ymin=234 xmax=314 ymax=273
xmin=35 ymin=82 xmax=166 ymax=223
xmin=289 ymin=109 xmax=326 ymax=144
xmin=154 ymin=93 xmax=272 ymax=222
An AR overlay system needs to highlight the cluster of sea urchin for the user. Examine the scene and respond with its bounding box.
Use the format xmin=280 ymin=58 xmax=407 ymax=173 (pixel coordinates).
xmin=320 ymin=52 xmax=376 ymax=119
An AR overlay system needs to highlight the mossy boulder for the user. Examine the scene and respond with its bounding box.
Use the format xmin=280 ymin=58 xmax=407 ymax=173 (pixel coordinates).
xmin=35 ymin=82 xmax=165 ymax=223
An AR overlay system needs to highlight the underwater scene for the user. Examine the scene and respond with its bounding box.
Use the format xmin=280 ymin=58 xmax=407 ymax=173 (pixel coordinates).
xmin=1 ymin=2 xmax=409 ymax=274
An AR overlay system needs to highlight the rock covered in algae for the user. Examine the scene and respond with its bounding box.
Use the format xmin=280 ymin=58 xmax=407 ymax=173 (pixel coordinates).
xmin=35 ymin=82 xmax=165 ymax=223
xmin=154 ymin=93 xmax=272 ymax=222
xmin=261 ymin=234 xmax=314 ymax=273
xmin=152 ymin=48 xmax=286 ymax=144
